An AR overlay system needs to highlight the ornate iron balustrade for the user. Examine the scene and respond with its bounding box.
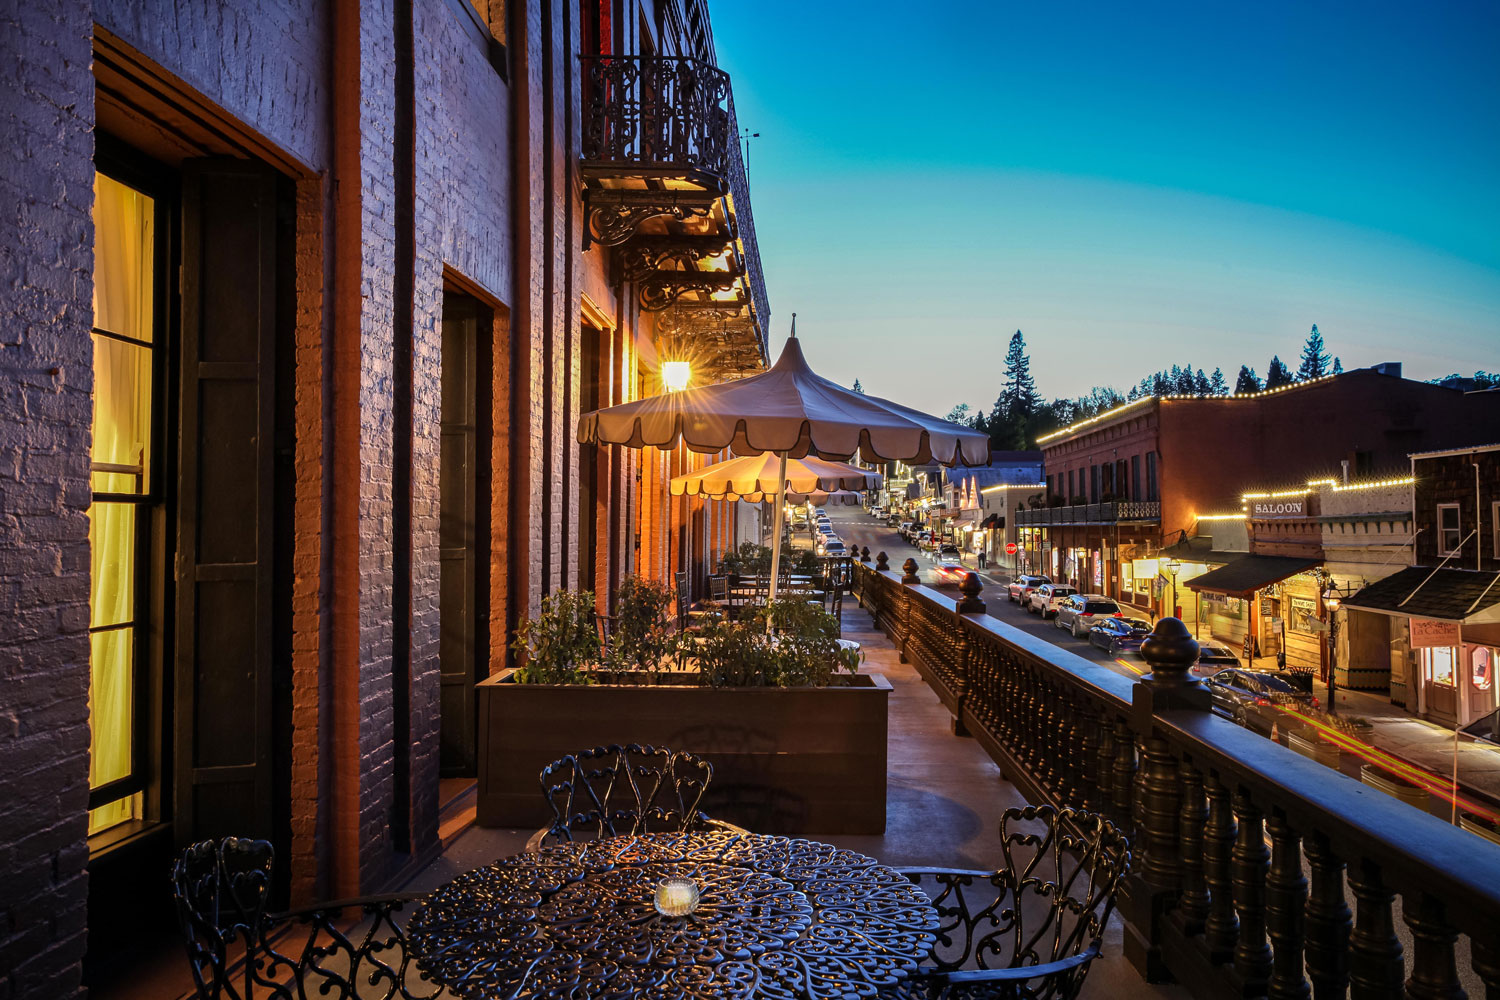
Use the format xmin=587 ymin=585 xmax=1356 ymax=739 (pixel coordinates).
xmin=1015 ymin=501 xmax=1161 ymax=526
xmin=581 ymin=55 xmax=732 ymax=246
xmin=723 ymin=97 xmax=769 ymax=359
xmin=850 ymin=558 xmax=1500 ymax=999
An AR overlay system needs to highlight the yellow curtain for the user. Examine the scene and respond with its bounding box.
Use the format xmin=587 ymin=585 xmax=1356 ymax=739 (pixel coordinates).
xmin=87 ymin=173 xmax=155 ymax=835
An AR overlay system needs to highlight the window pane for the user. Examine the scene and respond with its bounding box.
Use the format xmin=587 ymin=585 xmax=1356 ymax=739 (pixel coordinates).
xmin=88 ymin=502 xmax=137 ymax=629
xmin=89 ymin=792 xmax=142 ymax=837
xmin=92 ymin=173 xmax=155 ymax=344
xmin=90 ymin=334 xmax=152 ymax=493
xmin=88 ymin=626 xmax=135 ymax=789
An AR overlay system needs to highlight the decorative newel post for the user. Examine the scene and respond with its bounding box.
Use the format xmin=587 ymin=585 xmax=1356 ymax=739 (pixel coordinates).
xmin=956 ymin=572 xmax=985 ymax=614
xmin=875 ymin=551 xmax=889 ymax=572
xmin=859 ymin=545 xmax=871 ymax=563
xmin=1134 ymin=617 xmax=1210 ymax=719
xmin=900 ymin=557 xmax=920 ymax=584
xmin=898 ymin=558 xmax=920 ymax=663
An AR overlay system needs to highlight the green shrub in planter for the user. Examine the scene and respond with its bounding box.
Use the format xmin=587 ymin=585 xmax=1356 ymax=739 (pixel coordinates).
xmin=603 ymin=576 xmax=680 ymax=684
xmin=695 ymin=598 xmax=859 ymax=689
xmin=509 ymin=589 xmax=601 ymax=685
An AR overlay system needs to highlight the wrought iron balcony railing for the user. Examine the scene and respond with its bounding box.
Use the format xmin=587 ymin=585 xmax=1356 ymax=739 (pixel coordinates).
xmin=581 ymin=55 xmax=733 ymax=246
xmin=1014 ymin=501 xmax=1161 ymax=525
xmin=847 ymin=558 xmax=1500 ymax=999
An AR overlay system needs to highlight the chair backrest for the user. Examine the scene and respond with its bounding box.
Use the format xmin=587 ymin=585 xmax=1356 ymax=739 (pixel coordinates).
xmin=674 ymin=572 xmax=689 ymax=630
xmin=171 ymin=838 xmax=445 ymax=999
xmin=903 ymin=804 xmax=1130 ymax=996
xmin=708 ymin=574 xmax=728 ymax=602
xmin=539 ymin=744 xmax=713 ymax=844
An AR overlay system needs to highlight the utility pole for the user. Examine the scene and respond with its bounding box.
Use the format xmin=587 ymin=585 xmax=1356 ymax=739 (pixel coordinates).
xmin=740 ymin=127 xmax=760 ymax=174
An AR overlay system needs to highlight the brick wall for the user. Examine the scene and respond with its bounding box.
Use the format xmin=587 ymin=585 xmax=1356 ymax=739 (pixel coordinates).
xmin=0 ymin=1 xmax=95 ymax=996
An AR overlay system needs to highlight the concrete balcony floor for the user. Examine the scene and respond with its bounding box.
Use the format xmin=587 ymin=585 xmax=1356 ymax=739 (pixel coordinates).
xmin=406 ymin=601 xmax=1189 ymax=999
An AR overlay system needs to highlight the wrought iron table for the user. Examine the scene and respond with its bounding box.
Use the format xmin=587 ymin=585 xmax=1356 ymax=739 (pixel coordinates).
xmin=407 ymin=831 xmax=938 ymax=998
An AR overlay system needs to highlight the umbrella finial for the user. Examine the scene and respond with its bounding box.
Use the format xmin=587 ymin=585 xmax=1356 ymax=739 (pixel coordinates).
xmin=790 ymin=313 xmax=797 ymax=339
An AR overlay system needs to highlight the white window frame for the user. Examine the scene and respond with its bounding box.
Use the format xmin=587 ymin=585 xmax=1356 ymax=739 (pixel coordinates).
xmin=1437 ymin=503 xmax=1462 ymax=556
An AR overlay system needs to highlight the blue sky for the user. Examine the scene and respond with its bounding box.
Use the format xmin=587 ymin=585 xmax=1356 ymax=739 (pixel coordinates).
xmin=710 ymin=1 xmax=1500 ymax=415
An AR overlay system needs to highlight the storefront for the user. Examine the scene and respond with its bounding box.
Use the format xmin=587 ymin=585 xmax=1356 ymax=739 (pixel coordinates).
xmin=1186 ymin=556 xmax=1322 ymax=669
xmin=1345 ymin=567 xmax=1500 ymax=726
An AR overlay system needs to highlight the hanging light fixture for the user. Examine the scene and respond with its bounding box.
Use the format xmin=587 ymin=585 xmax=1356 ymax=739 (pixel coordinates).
xmin=661 ymin=360 xmax=691 ymax=392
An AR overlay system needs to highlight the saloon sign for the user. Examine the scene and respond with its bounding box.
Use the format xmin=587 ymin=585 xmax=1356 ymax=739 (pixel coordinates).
xmin=1252 ymin=499 xmax=1305 ymax=517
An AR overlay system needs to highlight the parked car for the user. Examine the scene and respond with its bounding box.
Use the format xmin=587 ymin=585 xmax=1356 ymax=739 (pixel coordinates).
xmin=1196 ymin=642 xmax=1241 ymax=668
xmin=1055 ymin=594 xmax=1123 ymax=637
xmin=1027 ymin=583 xmax=1078 ymax=619
xmin=898 ymin=521 xmax=915 ymax=539
xmin=1204 ymin=668 xmax=1318 ymax=736
xmin=938 ymin=542 xmax=960 ymax=559
xmin=933 ymin=561 xmax=966 ymax=585
xmin=817 ymin=537 xmax=846 ymax=556
xmin=1464 ymin=706 xmax=1500 ymax=746
xmin=1088 ymin=616 xmax=1153 ymax=654
xmin=886 ymin=515 xmax=901 ymax=527
xmin=1007 ymin=574 xmax=1051 ymax=604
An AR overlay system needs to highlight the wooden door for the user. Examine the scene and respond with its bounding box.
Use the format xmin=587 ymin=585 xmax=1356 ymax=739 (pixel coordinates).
xmin=174 ymin=160 xmax=278 ymax=842
xmin=440 ymin=294 xmax=481 ymax=776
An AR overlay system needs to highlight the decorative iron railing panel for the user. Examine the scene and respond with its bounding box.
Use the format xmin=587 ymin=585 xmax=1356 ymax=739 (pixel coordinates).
xmin=850 ymin=560 xmax=1500 ymax=999
xmin=581 ymin=55 xmax=732 ymax=186
xmin=1014 ymin=501 xmax=1161 ymax=526
xmin=723 ymin=98 xmax=769 ymax=357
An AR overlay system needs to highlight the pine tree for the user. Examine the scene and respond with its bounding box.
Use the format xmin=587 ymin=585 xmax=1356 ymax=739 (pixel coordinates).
xmin=1332 ymin=357 xmax=1343 ymax=374
xmin=852 ymin=378 xmax=865 ymax=394
xmin=945 ymin=402 xmax=971 ymax=424
xmin=1150 ymin=371 xmax=1170 ymax=396
xmin=1210 ymin=367 xmax=1228 ymax=395
xmin=1297 ymin=324 xmax=1330 ymax=380
xmin=1235 ymin=365 xmax=1262 ymax=393
xmin=1266 ymin=355 xmax=1293 ymax=389
xmin=1193 ymin=368 xmax=1212 ymax=394
xmin=994 ymin=330 xmax=1040 ymax=447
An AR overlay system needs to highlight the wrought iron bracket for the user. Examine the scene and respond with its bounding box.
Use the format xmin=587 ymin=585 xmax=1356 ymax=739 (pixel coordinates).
xmin=638 ymin=268 xmax=742 ymax=312
xmin=583 ymin=188 xmax=717 ymax=250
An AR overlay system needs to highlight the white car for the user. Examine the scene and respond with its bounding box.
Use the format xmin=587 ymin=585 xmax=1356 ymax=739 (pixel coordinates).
xmin=818 ymin=537 xmax=846 ymax=556
xmin=1026 ymin=583 xmax=1078 ymax=619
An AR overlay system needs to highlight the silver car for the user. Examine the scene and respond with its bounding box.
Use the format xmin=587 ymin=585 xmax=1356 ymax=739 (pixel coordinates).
xmin=1055 ymin=594 xmax=1123 ymax=637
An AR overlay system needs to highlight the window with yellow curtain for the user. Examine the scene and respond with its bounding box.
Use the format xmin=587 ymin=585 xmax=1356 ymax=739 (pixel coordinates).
xmin=88 ymin=171 xmax=156 ymax=836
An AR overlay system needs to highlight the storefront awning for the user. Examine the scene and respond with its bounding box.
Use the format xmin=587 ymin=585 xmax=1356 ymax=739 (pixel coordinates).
xmin=1159 ymin=535 xmax=1244 ymax=566
xmin=1341 ymin=566 xmax=1500 ymax=624
xmin=1185 ymin=555 xmax=1320 ymax=597
xmin=979 ymin=512 xmax=1003 ymax=530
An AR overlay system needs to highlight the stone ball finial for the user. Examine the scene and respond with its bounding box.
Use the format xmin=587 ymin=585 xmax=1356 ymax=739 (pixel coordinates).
xmin=1140 ymin=617 xmax=1200 ymax=686
xmin=957 ymin=572 xmax=986 ymax=614
xmin=901 ymin=558 xmax=920 ymax=584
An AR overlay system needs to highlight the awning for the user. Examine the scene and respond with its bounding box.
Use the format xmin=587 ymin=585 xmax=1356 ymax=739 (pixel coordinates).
xmin=979 ymin=512 xmax=1003 ymax=529
xmin=1159 ymin=535 xmax=1245 ymax=566
xmin=1341 ymin=566 xmax=1500 ymax=624
xmin=1185 ymin=555 xmax=1320 ymax=597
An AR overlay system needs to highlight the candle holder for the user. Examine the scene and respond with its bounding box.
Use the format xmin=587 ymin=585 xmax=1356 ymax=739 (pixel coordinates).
xmin=653 ymin=877 xmax=701 ymax=918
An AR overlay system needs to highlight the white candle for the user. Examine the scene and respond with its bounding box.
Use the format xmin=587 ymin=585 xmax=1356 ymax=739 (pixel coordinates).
xmin=653 ymin=878 xmax=700 ymax=917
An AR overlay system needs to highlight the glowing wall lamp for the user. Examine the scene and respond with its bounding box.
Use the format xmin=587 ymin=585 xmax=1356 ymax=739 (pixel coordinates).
xmin=661 ymin=361 xmax=692 ymax=393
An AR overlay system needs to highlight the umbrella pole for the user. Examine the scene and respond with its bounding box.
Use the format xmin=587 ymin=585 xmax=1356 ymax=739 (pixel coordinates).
xmin=767 ymin=451 xmax=788 ymax=614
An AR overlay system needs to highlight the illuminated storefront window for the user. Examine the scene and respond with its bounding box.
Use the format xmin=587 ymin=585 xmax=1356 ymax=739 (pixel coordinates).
xmin=1425 ymin=646 xmax=1457 ymax=688
xmin=1474 ymin=647 xmax=1494 ymax=692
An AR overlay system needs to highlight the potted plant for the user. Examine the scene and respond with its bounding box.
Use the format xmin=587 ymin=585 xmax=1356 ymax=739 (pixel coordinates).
xmin=478 ymin=586 xmax=890 ymax=834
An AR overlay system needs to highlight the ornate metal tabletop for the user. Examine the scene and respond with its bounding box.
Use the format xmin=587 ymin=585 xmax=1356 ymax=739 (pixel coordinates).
xmin=407 ymin=831 xmax=938 ymax=999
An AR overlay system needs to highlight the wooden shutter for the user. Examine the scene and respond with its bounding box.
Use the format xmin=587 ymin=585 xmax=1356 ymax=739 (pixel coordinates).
xmin=174 ymin=160 xmax=277 ymax=843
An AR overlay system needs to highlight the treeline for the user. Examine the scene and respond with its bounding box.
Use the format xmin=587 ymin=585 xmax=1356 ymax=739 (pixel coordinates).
xmin=950 ymin=324 xmax=1347 ymax=450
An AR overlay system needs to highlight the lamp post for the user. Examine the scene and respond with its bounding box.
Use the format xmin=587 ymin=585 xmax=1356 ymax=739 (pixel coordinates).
xmin=1323 ymin=587 xmax=1341 ymax=716
xmin=1164 ymin=558 xmax=1181 ymax=621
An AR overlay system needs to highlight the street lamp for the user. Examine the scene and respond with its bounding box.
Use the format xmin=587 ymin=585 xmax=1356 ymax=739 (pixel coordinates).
xmin=1323 ymin=586 xmax=1342 ymax=716
xmin=1163 ymin=558 xmax=1181 ymax=620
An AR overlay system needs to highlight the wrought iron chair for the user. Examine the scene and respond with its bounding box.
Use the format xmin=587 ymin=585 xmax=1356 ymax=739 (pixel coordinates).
xmin=673 ymin=571 xmax=690 ymax=631
xmin=528 ymin=743 xmax=747 ymax=850
xmin=887 ymin=805 xmax=1131 ymax=1000
xmin=171 ymin=837 xmax=449 ymax=999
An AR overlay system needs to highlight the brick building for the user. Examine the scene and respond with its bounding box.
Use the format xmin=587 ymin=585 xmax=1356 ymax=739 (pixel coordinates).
xmin=0 ymin=1 xmax=769 ymax=995
xmin=1018 ymin=367 xmax=1500 ymax=619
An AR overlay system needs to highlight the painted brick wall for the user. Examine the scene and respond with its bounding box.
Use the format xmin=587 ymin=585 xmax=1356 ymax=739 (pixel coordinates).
xmin=0 ymin=1 xmax=95 ymax=996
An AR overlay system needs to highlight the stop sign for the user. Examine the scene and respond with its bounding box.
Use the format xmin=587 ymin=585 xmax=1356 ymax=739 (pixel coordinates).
xmin=1005 ymin=542 xmax=1018 ymax=555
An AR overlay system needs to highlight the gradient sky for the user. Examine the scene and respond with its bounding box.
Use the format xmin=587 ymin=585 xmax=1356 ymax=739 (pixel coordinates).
xmin=710 ymin=1 xmax=1500 ymax=416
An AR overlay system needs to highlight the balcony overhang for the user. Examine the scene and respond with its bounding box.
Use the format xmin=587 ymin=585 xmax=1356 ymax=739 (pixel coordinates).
xmin=581 ymin=53 xmax=770 ymax=376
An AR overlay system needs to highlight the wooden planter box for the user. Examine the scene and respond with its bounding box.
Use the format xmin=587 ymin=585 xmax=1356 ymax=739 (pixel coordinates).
xmin=476 ymin=671 xmax=892 ymax=835
xmin=1288 ymin=729 xmax=1341 ymax=769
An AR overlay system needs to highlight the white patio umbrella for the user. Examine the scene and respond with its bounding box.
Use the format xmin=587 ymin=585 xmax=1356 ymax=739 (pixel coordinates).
xmin=579 ymin=321 xmax=991 ymax=599
xmin=669 ymin=453 xmax=881 ymax=498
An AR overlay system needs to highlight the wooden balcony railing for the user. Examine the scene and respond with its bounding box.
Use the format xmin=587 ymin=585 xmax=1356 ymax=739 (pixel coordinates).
xmin=850 ymin=554 xmax=1500 ymax=998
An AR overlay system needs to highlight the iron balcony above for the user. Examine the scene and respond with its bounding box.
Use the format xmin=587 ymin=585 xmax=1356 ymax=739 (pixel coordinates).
xmin=1014 ymin=501 xmax=1161 ymax=526
xmin=580 ymin=55 xmax=734 ymax=247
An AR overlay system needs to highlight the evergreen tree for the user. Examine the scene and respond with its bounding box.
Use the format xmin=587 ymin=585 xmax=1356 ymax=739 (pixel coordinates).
xmin=852 ymin=378 xmax=865 ymax=394
xmin=971 ymin=409 xmax=989 ymax=434
xmin=1234 ymin=365 xmax=1262 ymax=393
xmin=1210 ymin=367 xmax=1228 ymax=394
xmin=1266 ymin=355 xmax=1293 ymax=388
xmin=945 ymin=402 xmax=971 ymax=424
xmin=1150 ymin=371 xmax=1171 ymax=396
xmin=1175 ymin=366 xmax=1197 ymax=394
xmin=1332 ymin=357 xmax=1343 ymax=374
xmin=991 ymin=330 xmax=1041 ymax=448
xmin=1297 ymin=324 xmax=1330 ymax=380
xmin=1193 ymin=368 xmax=1212 ymax=394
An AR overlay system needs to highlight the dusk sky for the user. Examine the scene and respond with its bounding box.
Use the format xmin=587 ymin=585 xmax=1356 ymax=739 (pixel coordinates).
xmin=711 ymin=1 xmax=1500 ymax=416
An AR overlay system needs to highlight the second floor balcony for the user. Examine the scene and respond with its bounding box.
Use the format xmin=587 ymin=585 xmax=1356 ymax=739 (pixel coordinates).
xmin=581 ymin=53 xmax=769 ymax=378
xmin=1015 ymin=499 xmax=1161 ymax=526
